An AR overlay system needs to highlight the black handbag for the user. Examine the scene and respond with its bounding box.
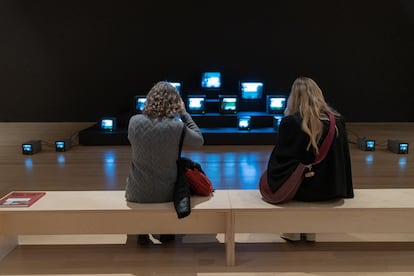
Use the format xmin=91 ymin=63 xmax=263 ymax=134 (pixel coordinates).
xmin=173 ymin=126 xmax=192 ymax=219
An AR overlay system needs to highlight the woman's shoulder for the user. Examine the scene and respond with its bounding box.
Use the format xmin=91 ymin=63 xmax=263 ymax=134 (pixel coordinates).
xmin=130 ymin=114 xmax=183 ymax=125
xmin=282 ymin=113 xmax=300 ymax=122
xmin=130 ymin=113 xmax=147 ymax=119
xmin=280 ymin=113 xmax=302 ymax=128
xmin=129 ymin=114 xmax=146 ymax=125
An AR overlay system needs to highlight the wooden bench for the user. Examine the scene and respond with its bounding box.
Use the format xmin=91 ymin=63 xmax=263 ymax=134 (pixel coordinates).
xmin=229 ymin=189 xmax=414 ymax=240
xmin=2 ymin=188 xmax=414 ymax=266
xmin=0 ymin=190 xmax=235 ymax=265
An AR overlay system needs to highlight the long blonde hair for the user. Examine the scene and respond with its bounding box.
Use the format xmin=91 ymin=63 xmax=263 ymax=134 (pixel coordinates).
xmin=284 ymin=77 xmax=337 ymax=154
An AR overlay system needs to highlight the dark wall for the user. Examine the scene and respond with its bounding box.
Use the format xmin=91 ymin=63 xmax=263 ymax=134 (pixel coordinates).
xmin=1 ymin=0 xmax=413 ymax=122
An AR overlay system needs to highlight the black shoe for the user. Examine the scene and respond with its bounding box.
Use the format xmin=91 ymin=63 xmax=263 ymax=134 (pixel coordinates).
xmin=137 ymin=234 xmax=151 ymax=246
xmin=303 ymin=233 xmax=316 ymax=242
xmin=280 ymin=233 xmax=315 ymax=243
xmin=280 ymin=233 xmax=302 ymax=242
xmin=159 ymin=234 xmax=175 ymax=244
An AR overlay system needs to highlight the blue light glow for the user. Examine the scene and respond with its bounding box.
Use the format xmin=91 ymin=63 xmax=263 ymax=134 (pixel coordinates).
xmin=24 ymin=158 xmax=33 ymax=169
xmin=104 ymin=151 xmax=116 ymax=188
xmin=398 ymin=157 xmax=407 ymax=169
xmin=57 ymin=154 xmax=66 ymax=165
xmin=365 ymin=154 xmax=374 ymax=165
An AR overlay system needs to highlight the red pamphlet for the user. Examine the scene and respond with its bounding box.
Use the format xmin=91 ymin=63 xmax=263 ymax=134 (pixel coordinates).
xmin=0 ymin=191 xmax=46 ymax=207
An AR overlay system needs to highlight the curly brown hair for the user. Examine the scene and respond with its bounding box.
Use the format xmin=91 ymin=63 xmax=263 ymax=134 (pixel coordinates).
xmin=143 ymin=81 xmax=182 ymax=118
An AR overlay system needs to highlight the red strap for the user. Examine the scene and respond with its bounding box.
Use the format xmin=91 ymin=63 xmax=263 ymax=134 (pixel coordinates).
xmin=314 ymin=112 xmax=336 ymax=164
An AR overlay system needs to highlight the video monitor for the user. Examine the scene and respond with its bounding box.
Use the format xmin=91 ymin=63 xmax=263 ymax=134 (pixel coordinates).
xmin=266 ymin=95 xmax=287 ymax=114
xmin=22 ymin=144 xmax=33 ymax=154
xmin=100 ymin=117 xmax=117 ymax=132
xmin=169 ymin=81 xmax=182 ymax=94
xmin=219 ymin=95 xmax=238 ymax=114
xmin=238 ymin=116 xmax=251 ymax=130
xmin=201 ymin=72 xmax=221 ymax=89
xmin=134 ymin=95 xmax=147 ymax=112
xmin=187 ymin=95 xmax=206 ymax=114
xmin=55 ymin=141 xmax=66 ymax=151
xmin=240 ymin=81 xmax=264 ymax=99
xmin=399 ymin=143 xmax=409 ymax=154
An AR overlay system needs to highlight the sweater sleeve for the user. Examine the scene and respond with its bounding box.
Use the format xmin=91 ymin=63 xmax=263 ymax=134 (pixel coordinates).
xmin=180 ymin=111 xmax=204 ymax=147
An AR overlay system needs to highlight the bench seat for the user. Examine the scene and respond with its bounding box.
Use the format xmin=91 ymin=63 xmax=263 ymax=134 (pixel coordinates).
xmin=229 ymin=189 xmax=414 ymax=234
xmin=2 ymin=188 xmax=414 ymax=266
xmin=0 ymin=190 xmax=234 ymax=265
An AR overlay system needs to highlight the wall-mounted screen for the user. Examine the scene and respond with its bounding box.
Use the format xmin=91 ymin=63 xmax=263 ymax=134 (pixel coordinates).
xmin=201 ymin=72 xmax=221 ymax=89
xmin=240 ymin=81 xmax=264 ymax=99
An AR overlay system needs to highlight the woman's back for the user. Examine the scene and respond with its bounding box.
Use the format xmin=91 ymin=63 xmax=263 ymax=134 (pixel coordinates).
xmin=126 ymin=114 xmax=183 ymax=203
xmin=268 ymin=113 xmax=353 ymax=201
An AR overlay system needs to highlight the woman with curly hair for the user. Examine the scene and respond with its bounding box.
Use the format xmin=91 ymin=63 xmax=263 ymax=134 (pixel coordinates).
xmin=126 ymin=81 xmax=204 ymax=245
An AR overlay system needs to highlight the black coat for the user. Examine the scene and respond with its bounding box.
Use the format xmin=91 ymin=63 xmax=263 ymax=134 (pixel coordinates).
xmin=267 ymin=113 xmax=354 ymax=202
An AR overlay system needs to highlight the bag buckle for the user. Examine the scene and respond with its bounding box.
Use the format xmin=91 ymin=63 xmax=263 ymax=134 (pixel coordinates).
xmin=304 ymin=164 xmax=315 ymax=178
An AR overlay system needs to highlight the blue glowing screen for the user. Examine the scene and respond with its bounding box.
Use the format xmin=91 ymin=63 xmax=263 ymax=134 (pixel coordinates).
xmin=201 ymin=72 xmax=221 ymax=89
xmin=240 ymin=82 xmax=263 ymax=99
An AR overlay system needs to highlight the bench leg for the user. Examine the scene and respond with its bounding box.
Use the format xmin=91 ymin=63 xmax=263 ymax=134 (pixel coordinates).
xmin=0 ymin=235 xmax=18 ymax=261
xmin=225 ymin=212 xmax=235 ymax=266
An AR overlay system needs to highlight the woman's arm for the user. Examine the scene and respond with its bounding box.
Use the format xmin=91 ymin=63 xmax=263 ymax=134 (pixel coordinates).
xmin=180 ymin=112 xmax=204 ymax=148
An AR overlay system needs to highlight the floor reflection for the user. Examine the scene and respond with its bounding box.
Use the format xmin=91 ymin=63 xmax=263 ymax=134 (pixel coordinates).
xmin=184 ymin=150 xmax=269 ymax=190
xmin=103 ymin=151 xmax=117 ymax=188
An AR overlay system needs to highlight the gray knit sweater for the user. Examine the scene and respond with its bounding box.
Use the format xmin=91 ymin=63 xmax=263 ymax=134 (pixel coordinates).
xmin=125 ymin=112 xmax=204 ymax=203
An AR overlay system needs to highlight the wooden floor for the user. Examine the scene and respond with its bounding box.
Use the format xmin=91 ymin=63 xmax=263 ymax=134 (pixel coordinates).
xmin=0 ymin=122 xmax=414 ymax=275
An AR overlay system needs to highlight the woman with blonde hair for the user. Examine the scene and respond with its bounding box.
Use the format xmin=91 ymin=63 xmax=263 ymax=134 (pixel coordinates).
xmin=266 ymin=77 xmax=354 ymax=242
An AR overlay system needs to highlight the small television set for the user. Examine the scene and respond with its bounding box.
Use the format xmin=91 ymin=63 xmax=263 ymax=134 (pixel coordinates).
xmin=399 ymin=143 xmax=409 ymax=154
xmin=240 ymin=81 xmax=264 ymax=99
xmin=21 ymin=140 xmax=42 ymax=155
xmin=219 ymin=95 xmax=238 ymax=114
xmin=22 ymin=144 xmax=33 ymax=154
xmin=201 ymin=72 xmax=221 ymax=89
xmin=266 ymin=95 xmax=287 ymax=114
xmin=134 ymin=95 xmax=147 ymax=112
xmin=55 ymin=138 xmax=71 ymax=152
xmin=55 ymin=141 xmax=66 ymax=151
xmin=100 ymin=117 xmax=117 ymax=132
xmin=169 ymin=81 xmax=182 ymax=94
xmin=187 ymin=95 xmax=206 ymax=114
xmin=238 ymin=116 xmax=251 ymax=130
